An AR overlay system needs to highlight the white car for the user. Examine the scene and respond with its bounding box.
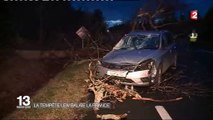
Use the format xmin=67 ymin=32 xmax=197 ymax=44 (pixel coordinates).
xmin=97 ymin=30 xmax=177 ymax=86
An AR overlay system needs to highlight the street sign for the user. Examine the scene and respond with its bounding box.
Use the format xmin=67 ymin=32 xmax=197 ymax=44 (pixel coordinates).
xmin=76 ymin=26 xmax=91 ymax=48
xmin=76 ymin=26 xmax=90 ymax=40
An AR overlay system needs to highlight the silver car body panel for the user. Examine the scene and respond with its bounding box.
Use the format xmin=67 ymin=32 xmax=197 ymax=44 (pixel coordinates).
xmin=97 ymin=65 xmax=150 ymax=86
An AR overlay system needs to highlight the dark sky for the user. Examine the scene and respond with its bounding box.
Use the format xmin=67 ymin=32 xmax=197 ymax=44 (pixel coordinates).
xmin=72 ymin=0 xmax=145 ymax=21
xmin=72 ymin=0 xmax=213 ymax=26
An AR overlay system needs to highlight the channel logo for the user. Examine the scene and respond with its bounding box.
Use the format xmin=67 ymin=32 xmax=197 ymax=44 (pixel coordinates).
xmin=190 ymin=10 xmax=198 ymax=20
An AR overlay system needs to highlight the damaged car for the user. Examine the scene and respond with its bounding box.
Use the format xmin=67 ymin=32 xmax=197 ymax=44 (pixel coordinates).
xmin=97 ymin=30 xmax=177 ymax=86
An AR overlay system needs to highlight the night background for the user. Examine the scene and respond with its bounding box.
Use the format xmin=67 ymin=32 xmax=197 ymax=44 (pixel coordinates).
xmin=0 ymin=0 xmax=213 ymax=119
xmin=0 ymin=0 xmax=213 ymax=50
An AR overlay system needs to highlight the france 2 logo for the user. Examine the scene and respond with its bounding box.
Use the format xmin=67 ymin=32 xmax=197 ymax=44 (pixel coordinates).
xmin=190 ymin=10 xmax=198 ymax=20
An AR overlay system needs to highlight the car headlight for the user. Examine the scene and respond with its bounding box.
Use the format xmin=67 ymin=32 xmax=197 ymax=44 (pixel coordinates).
xmin=135 ymin=59 xmax=154 ymax=71
xmin=121 ymin=65 xmax=135 ymax=71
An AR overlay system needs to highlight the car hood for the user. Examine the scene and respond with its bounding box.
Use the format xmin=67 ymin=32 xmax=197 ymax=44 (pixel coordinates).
xmin=102 ymin=49 xmax=156 ymax=65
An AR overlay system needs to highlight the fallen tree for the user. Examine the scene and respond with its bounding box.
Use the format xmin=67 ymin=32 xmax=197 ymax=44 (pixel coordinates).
xmin=96 ymin=113 xmax=128 ymax=120
xmin=85 ymin=60 xmax=212 ymax=120
xmin=85 ymin=60 xmax=185 ymax=119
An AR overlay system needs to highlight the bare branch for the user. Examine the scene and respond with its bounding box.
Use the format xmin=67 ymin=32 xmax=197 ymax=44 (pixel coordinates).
xmin=154 ymin=22 xmax=178 ymax=28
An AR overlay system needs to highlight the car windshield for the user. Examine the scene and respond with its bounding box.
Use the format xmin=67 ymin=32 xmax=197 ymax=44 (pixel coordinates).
xmin=113 ymin=34 xmax=160 ymax=50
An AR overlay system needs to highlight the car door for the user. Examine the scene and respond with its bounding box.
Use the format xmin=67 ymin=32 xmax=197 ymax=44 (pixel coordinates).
xmin=166 ymin=32 xmax=176 ymax=67
xmin=161 ymin=32 xmax=173 ymax=72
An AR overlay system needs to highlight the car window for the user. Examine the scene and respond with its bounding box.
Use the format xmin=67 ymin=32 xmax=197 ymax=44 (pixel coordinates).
xmin=167 ymin=32 xmax=174 ymax=45
xmin=162 ymin=32 xmax=174 ymax=48
xmin=113 ymin=34 xmax=160 ymax=50
xmin=162 ymin=33 xmax=169 ymax=48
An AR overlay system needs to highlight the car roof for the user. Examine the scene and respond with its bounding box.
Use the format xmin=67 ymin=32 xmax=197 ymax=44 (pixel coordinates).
xmin=127 ymin=30 xmax=168 ymax=36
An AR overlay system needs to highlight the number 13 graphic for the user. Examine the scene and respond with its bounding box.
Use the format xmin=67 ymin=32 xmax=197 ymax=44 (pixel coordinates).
xmin=17 ymin=96 xmax=30 ymax=106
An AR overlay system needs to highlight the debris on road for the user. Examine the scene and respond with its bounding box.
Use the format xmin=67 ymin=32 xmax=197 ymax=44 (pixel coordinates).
xmin=86 ymin=60 xmax=185 ymax=119
xmin=96 ymin=113 xmax=128 ymax=120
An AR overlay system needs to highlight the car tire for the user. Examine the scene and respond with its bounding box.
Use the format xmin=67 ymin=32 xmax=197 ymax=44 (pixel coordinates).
xmin=149 ymin=62 xmax=162 ymax=86
xmin=155 ymin=64 xmax=162 ymax=85
xmin=172 ymin=54 xmax=177 ymax=69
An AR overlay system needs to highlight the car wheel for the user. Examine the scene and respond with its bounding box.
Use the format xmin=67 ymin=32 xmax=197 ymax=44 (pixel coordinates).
xmin=150 ymin=63 xmax=162 ymax=86
xmin=172 ymin=54 xmax=177 ymax=69
xmin=156 ymin=65 xmax=162 ymax=85
xmin=149 ymin=62 xmax=162 ymax=85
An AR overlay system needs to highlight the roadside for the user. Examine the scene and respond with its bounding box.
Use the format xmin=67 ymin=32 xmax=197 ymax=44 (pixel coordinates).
xmin=1 ymin=55 xmax=89 ymax=119
xmin=0 ymin=55 xmax=65 ymax=119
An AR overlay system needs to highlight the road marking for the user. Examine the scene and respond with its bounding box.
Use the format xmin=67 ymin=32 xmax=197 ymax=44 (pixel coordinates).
xmin=155 ymin=105 xmax=172 ymax=120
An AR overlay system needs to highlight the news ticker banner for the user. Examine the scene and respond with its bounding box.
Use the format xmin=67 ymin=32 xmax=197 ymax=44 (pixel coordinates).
xmin=3 ymin=0 xmax=119 ymax=1
xmin=17 ymin=96 xmax=111 ymax=109
xmin=3 ymin=0 xmax=140 ymax=1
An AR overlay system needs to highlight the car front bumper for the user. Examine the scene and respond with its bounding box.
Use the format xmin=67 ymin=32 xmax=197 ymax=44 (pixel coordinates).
xmin=97 ymin=65 xmax=152 ymax=86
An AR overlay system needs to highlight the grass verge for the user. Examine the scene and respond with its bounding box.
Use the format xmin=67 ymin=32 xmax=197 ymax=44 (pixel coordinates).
xmin=4 ymin=60 xmax=89 ymax=120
